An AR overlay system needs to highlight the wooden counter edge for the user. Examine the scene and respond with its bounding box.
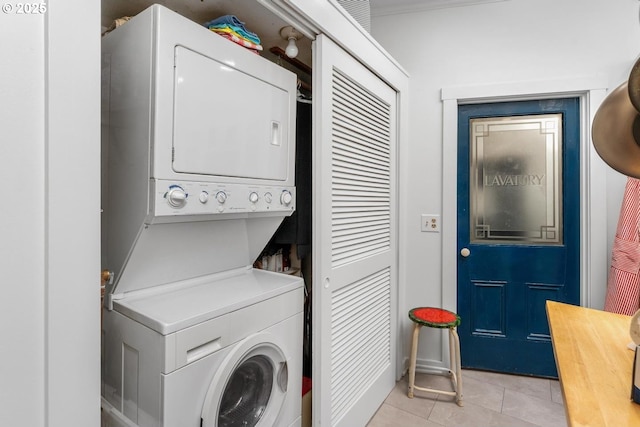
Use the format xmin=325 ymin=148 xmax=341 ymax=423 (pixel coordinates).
xmin=546 ymin=300 xmax=640 ymax=427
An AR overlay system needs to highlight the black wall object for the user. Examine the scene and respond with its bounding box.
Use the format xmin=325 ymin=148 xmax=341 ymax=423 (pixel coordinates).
xmin=271 ymin=101 xmax=312 ymax=259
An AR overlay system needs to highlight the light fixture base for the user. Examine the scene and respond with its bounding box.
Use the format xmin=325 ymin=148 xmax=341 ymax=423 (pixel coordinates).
xmin=279 ymin=26 xmax=303 ymax=42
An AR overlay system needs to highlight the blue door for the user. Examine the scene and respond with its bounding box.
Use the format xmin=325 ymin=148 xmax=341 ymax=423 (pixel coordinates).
xmin=457 ymin=98 xmax=580 ymax=378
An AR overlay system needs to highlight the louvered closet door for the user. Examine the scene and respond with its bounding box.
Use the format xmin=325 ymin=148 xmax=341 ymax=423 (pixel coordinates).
xmin=312 ymin=34 xmax=397 ymax=427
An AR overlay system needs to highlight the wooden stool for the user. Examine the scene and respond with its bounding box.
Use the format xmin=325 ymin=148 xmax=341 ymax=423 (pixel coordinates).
xmin=407 ymin=307 xmax=463 ymax=406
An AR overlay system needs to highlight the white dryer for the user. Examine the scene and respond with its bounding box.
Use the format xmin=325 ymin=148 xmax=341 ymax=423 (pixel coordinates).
xmin=102 ymin=267 xmax=303 ymax=427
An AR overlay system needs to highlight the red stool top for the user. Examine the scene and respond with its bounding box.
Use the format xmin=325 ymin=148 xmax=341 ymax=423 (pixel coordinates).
xmin=409 ymin=307 xmax=460 ymax=328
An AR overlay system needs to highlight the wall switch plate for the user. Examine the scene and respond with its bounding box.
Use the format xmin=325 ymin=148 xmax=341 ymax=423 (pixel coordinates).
xmin=421 ymin=214 xmax=440 ymax=232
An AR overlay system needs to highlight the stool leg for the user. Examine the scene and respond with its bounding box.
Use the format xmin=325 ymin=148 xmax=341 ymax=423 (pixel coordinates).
xmin=407 ymin=323 xmax=421 ymax=398
xmin=451 ymin=327 xmax=463 ymax=406
xmin=448 ymin=326 xmax=455 ymax=378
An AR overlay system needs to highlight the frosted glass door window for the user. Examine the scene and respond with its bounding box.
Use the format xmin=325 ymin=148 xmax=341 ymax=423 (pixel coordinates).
xmin=470 ymin=114 xmax=562 ymax=244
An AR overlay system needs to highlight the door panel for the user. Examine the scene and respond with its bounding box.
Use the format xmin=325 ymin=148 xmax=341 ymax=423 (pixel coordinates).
xmin=457 ymin=98 xmax=580 ymax=377
xmin=313 ymin=34 xmax=397 ymax=426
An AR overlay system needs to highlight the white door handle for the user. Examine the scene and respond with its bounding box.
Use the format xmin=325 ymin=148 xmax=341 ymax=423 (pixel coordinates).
xmin=460 ymin=248 xmax=471 ymax=257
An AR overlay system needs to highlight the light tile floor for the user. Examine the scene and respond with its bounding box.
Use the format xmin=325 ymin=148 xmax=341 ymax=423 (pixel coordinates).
xmin=367 ymin=369 xmax=567 ymax=427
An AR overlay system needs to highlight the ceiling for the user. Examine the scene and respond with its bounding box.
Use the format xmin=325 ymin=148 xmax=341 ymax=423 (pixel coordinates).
xmin=369 ymin=0 xmax=506 ymax=16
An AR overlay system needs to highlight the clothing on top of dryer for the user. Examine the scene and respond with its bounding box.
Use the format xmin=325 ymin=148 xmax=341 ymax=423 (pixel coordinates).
xmin=204 ymin=14 xmax=262 ymax=53
xmin=214 ymin=31 xmax=263 ymax=52
xmin=204 ymin=15 xmax=261 ymax=44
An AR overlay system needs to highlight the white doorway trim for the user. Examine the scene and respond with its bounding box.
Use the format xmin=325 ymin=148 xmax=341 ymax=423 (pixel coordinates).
xmin=440 ymin=77 xmax=610 ymax=328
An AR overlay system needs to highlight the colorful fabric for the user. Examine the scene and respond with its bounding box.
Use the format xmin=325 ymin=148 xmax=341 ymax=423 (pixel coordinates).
xmin=409 ymin=307 xmax=460 ymax=328
xmin=210 ymin=26 xmax=252 ymax=43
xmin=208 ymin=23 xmax=261 ymax=45
xmin=204 ymin=15 xmax=261 ymax=45
xmin=210 ymin=28 xmax=263 ymax=51
xmin=214 ymin=32 xmax=262 ymax=54
xmin=605 ymin=177 xmax=640 ymax=315
xmin=204 ymin=14 xmax=244 ymax=28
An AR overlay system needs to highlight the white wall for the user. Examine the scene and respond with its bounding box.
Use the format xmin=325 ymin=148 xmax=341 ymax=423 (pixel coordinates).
xmin=46 ymin=1 xmax=101 ymax=425
xmin=372 ymin=0 xmax=638 ymax=365
xmin=1 ymin=9 xmax=46 ymax=427
xmin=0 ymin=1 xmax=100 ymax=425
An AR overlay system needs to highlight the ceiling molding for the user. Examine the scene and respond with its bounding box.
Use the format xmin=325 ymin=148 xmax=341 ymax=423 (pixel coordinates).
xmin=370 ymin=0 xmax=508 ymax=17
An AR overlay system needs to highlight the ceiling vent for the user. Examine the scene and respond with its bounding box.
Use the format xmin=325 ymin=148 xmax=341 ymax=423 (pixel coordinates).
xmin=337 ymin=0 xmax=371 ymax=33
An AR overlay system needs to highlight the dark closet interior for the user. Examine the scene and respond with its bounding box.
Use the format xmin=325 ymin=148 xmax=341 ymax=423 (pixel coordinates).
xmin=257 ymin=100 xmax=312 ymax=377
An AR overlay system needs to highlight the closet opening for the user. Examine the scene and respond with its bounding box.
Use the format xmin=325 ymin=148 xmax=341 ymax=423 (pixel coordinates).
xmin=100 ymin=2 xmax=314 ymax=426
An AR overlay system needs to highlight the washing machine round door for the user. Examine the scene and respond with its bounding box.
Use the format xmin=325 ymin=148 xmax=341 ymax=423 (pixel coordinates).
xmin=201 ymin=332 xmax=289 ymax=427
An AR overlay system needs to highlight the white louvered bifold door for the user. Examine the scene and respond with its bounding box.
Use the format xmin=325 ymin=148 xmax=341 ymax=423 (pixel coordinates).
xmin=312 ymin=34 xmax=397 ymax=427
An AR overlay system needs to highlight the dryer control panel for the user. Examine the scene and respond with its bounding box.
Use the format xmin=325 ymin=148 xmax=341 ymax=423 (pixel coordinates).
xmin=150 ymin=179 xmax=295 ymax=218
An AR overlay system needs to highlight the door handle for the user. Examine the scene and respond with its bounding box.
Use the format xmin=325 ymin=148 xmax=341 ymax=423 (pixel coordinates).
xmin=460 ymin=248 xmax=471 ymax=257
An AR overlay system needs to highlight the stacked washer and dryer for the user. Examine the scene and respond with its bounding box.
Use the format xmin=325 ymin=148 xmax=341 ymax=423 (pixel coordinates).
xmin=100 ymin=5 xmax=303 ymax=427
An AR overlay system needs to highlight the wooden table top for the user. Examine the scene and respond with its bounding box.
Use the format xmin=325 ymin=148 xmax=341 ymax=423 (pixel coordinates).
xmin=546 ymin=300 xmax=640 ymax=427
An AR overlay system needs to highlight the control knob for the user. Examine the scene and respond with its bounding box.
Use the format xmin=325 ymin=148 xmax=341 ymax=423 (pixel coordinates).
xmin=166 ymin=186 xmax=187 ymax=208
xmin=280 ymin=190 xmax=293 ymax=206
xmin=249 ymin=192 xmax=259 ymax=203
xmin=264 ymin=192 xmax=273 ymax=203
xmin=215 ymin=191 xmax=227 ymax=204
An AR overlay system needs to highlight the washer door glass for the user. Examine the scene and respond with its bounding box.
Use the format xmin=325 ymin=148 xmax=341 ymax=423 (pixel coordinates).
xmin=201 ymin=332 xmax=289 ymax=427
xmin=219 ymin=355 xmax=273 ymax=427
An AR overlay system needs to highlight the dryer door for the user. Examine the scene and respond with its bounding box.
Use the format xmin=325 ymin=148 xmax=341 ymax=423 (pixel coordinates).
xmin=172 ymin=46 xmax=292 ymax=182
xmin=201 ymin=332 xmax=289 ymax=427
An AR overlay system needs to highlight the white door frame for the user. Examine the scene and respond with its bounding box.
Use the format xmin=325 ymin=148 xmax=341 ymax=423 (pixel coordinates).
xmin=441 ymin=78 xmax=609 ymax=337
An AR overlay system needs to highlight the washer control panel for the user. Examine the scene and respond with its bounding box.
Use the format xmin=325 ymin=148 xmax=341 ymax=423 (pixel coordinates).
xmin=151 ymin=179 xmax=295 ymax=217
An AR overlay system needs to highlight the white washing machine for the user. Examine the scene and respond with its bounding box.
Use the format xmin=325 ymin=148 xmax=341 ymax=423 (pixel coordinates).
xmin=102 ymin=267 xmax=303 ymax=427
xmin=100 ymin=5 xmax=303 ymax=427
